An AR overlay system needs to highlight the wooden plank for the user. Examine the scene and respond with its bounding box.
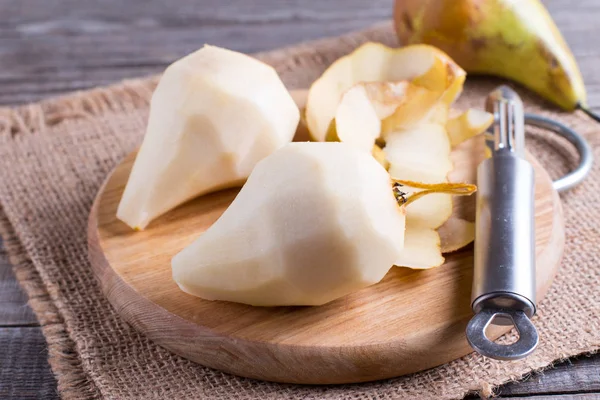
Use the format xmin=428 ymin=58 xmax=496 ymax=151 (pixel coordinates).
xmin=498 ymin=356 xmax=600 ymax=397
xmin=0 ymin=0 xmax=599 ymax=108
xmin=0 ymin=241 xmax=38 ymax=327
xmin=0 ymin=327 xmax=58 ymax=400
xmin=0 ymin=0 xmax=391 ymax=105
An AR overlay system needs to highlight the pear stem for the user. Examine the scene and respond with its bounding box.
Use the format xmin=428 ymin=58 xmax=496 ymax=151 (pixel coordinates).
xmin=578 ymin=104 xmax=600 ymax=124
xmin=392 ymin=179 xmax=477 ymax=207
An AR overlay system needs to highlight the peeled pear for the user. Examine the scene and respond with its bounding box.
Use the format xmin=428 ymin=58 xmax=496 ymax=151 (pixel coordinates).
xmin=305 ymin=42 xmax=466 ymax=142
xmin=172 ymin=142 xmax=406 ymax=306
xmin=117 ymin=45 xmax=300 ymax=230
xmin=394 ymin=0 xmax=587 ymax=111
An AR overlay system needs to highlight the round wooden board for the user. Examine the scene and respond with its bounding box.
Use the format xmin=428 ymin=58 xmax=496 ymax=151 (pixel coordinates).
xmin=88 ymin=137 xmax=564 ymax=384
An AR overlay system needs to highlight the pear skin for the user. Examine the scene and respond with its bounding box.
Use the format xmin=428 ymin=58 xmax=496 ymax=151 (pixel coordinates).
xmin=394 ymin=0 xmax=586 ymax=110
xmin=305 ymin=42 xmax=465 ymax=142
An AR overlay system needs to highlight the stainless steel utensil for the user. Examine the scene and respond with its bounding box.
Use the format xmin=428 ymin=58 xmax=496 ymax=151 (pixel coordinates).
xmin=466 ymin=85 xmax=592 ymax=360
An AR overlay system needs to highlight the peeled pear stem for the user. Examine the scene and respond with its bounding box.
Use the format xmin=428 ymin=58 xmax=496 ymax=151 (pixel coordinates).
xmin=117 ymin=45 xmax=299 ymax=230
xmin=393 ymin=179 xmax=477 ymax=206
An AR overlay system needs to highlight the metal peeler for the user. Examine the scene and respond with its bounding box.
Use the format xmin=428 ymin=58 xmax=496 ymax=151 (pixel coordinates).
xmin=466 ymin=86 xmax=593 ymax=360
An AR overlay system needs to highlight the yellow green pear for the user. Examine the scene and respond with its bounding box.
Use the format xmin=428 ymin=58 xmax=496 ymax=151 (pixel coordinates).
xmin=394 ymin=0 xmax=587 ymax=110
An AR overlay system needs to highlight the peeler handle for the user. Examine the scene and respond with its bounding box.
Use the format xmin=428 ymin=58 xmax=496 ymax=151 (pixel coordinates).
xmin=471 ymin=151 xmax=536 ymax=317
xmin=466 ymin=150 xmax=539 ymax=360
xmin=467 ymin=85 xmax=539 ymax=360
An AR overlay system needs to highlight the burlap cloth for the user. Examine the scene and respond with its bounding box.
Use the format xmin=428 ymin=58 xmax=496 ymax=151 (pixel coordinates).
xmin=0 ymin=22 xmax=599 ymax=400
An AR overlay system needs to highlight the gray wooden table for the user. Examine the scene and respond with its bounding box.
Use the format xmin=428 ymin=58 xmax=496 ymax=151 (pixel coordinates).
xmin=1 ymin=0 xmax=600 ymax=398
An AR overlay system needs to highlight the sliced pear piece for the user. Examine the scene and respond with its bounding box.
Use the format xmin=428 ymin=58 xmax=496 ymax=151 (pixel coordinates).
xmin=305 ymin=42 xmax=466 ymax=142
xmin=172 ymin=142 xmax=406 ymax=306
xmin=446 ymin=109 xmax=494 ymax=147
xmin=117 ymin=45 xmax=300 ymax=230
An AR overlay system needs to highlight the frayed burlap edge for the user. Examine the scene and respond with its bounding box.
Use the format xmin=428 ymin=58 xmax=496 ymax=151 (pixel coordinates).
xmin=0 ymin=207 xmax=102 ymax=399
xmin=0 ymin=77 xmax=158 ymax=139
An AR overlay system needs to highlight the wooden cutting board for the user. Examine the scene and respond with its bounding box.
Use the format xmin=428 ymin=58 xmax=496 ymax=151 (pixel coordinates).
xmin=88 ymin=94 xmax=564 ymax=384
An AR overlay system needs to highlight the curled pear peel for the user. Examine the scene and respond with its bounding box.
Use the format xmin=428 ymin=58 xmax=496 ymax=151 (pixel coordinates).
xmin=385 ymin=124 xmax=455 ymax=237
xmin=438 ymin=218 xmax=475 ymax=254
xmin=385 ymin=123 xmax=453 ymax=184
xmin=172 ymin=142 xmax=406 ymax=306
xmin=117 ymin=45 xmax=299 ymax=230
xmin=394 ymin=227 xmax=444 ymax=269
xmin=446 ymin=109 xmax=494 ymax=147
xmin=305 ymin=42 xmax=466 ymax=142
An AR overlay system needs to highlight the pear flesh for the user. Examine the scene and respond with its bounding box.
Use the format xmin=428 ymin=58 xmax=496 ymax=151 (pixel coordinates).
xmin=117 ymin=45 xmax=300 ymax=230
xmin=172 ymin=142 xmax=406 ymax=306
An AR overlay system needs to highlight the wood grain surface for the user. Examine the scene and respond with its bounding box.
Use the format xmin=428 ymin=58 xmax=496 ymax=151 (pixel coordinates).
xmin=0 ymin=326 xmax=58 ymax=400
xmin=2 ymin=0 xmax=600 ymax=397
xmin=87 ymin=122 xmax=563 ymax=384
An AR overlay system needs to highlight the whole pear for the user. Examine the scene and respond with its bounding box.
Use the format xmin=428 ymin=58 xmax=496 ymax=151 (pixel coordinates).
xmin=394 ymin=0 xmax=587 ymax=110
